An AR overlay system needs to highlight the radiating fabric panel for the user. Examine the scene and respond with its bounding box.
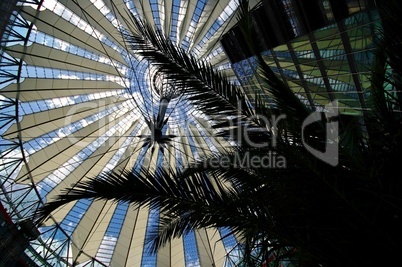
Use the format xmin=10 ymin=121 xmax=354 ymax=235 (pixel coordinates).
xmin=0 ymin=0 xmax=244 ymax=266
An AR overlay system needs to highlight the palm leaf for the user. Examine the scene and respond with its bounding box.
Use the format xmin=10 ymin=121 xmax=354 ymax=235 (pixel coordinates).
xmin=123 ymin=15 xmax=254 ymax=122
xmin=34 ymin=167 xmax=284 ymax=254
xmin=34 ymin=1 xmax=402 ymax=266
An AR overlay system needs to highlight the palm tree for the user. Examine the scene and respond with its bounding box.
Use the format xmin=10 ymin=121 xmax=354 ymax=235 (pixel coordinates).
xmin=33 ymin=0 xmax=402 ymax=266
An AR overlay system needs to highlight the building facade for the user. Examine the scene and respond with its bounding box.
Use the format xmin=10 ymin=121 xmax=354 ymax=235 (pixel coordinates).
xmin=221 ymin=0 xmax=382 ymax=114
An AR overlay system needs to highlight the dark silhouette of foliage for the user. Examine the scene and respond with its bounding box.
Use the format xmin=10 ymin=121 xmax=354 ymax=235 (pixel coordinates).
xmin=34 ymin=1 xmax=402 ymax=266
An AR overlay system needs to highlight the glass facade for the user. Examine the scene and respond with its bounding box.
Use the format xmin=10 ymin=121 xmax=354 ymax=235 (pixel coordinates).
xmin=223 ymin=0 xmax=380 ymax=114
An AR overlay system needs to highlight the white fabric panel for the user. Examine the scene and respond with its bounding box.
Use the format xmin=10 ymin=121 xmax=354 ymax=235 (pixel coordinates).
xmin=0 ymin=79 xmax=124 ymax=101
xmin=20 ymin=7 xmax=126 ymax=63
